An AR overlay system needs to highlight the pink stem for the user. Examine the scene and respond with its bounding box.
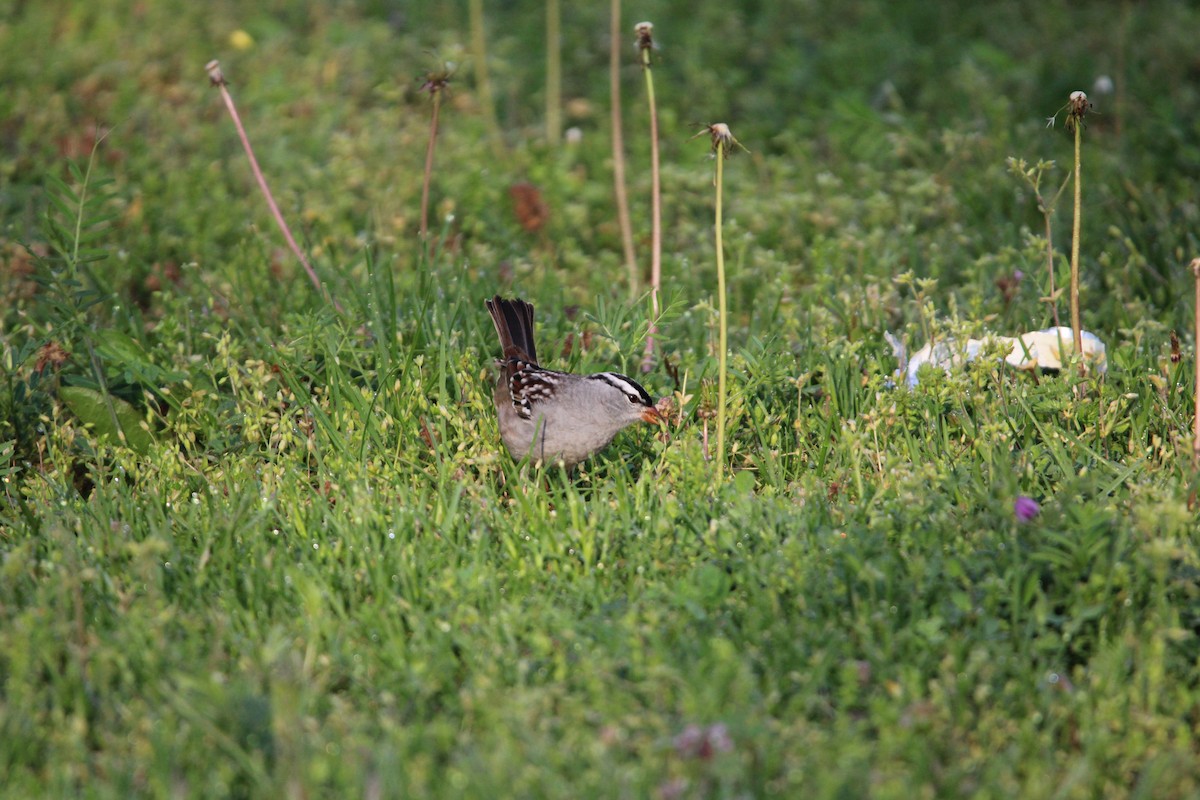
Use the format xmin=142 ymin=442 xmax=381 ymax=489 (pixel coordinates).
xmin=206 ymin=60 xmax=342 ymax=313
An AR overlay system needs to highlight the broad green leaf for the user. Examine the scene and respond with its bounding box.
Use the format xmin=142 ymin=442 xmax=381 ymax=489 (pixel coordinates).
xmin=59 ymin=385 xmax=153 ymax=455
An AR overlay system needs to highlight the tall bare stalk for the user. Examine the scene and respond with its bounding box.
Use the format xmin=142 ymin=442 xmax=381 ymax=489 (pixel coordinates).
xmin=1067 ymin=90 xmax=1088 ymax=358
xmin=636 ymin=22 xmax=661 ymax=371
xmin=206 ymin=60 xmax=342 ymax=313
xmin=610 ymin=0 xmax=637 ymax=295
xmin=694 ymin=123 xmax=748 ymax=482
xmin=419 ymin=68 xmax=452 ymax=242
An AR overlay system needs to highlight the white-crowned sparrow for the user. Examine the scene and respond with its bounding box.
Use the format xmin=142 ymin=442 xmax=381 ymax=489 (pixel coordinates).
xmin=486 ymin=295 xmax=662 ymax=468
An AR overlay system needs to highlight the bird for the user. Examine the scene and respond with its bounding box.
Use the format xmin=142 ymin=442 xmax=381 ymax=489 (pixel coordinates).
xmin=485 ymin=295 xmax=662 ymax=469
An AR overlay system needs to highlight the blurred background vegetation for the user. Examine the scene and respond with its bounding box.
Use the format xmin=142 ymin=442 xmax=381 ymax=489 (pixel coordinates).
xmin=3 ymin=0 xmax=1199 ymax=332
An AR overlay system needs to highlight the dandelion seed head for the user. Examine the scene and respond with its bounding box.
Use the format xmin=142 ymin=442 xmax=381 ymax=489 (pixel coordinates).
xmin=634 ymin=21 xmax=655 ymax=51
xmin=205 ymin=60 xmax=226 ymax=87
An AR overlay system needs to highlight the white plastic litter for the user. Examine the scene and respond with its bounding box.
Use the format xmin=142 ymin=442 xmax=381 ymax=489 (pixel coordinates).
xmin=891 ymin=326 xmax=1107 ymax=388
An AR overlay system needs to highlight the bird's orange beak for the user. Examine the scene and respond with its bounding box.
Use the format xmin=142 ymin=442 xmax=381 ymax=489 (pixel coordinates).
xmin=641 ymin=406 xmax=664 ymax=425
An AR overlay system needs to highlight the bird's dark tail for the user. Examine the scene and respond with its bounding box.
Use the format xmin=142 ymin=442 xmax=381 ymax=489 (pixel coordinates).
xmin=485 ymin=296 xmax=538 ymax=364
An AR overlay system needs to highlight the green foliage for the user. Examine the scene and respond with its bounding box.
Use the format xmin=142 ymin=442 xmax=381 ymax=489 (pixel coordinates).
xmin=57 ymin=385 xmax=153 ymax=455
xmin=1 ymin=1 xmax=1199 ymax=798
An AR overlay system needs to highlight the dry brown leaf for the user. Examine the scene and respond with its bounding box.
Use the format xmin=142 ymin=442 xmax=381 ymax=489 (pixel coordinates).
xmin=509 ymin=182 xmax=549 ymax=233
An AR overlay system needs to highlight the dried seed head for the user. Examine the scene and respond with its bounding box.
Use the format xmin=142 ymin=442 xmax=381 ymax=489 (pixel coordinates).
xmin=1065 ymin=90 xmax=1090 ymax=133
xmin=421 ymin=62 xmax=456 ymax=95
xmin=1191 ymin=257 xmax=1200 ymax=278
xmin=691 ymin=122 xmax=750 ymax=159
xmin=634 ymin=22 xmax=654 ymax=51
xmin=205 ymin=59 xmax=226 ymax=87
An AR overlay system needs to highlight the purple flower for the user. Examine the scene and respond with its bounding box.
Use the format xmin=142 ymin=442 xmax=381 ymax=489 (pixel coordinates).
xmin=673 ymin=724 xmax=704 ymax=758
xmin=673 ymin=723 xmax=733 ymax=761
xmin=1014 ymin=496 xmax=1040 ymax=522
xmin=706 ymin=723 xmax=733 ymax=754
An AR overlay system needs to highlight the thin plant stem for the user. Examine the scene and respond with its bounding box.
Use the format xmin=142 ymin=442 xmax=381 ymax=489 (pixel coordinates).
xmin=469 ymin=0 xmax=505 ymax=159
xmin=610 ymin=0 xmax=637 ymax=296
xmin=637 ymin=22 xmax=661 ymax=370
xmin=205 ymin=60 xmax=342 ymax=313
xmin=420 ymin=88 xmax=442 ymax=241
xmin=1034 ymin=182 xmax=1062 ymax=329
xmin=715 ymin=146 xmax=727 ymax=481
xmin=545 ymin=0 xmax=561 ymax=144
xmin=66 ymin=138 xmax=131 ymax=446
xmin=1070 ymin=119 xmax=1082 ymax=355
xmin=691 ymin=122 xmax=747 ymax=481
xmin=1043 ymin=211 xmax=1061 ymax=329
xmin=1065 ymin=90 xmax=1089 ymax=359
xmin=1192 ymin=258 xmax=1200 ymax=470
xmin=69 ymin=131 xmax=107 ymax=274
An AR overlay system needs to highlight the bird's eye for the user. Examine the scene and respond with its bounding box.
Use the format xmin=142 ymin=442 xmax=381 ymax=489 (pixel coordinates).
xmin=627 ymin=394 xmax=639 ymax=404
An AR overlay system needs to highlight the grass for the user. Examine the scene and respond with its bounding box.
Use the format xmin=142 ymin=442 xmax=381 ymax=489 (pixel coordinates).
xmin=2 ymin=1 xmax=1200 ymax=797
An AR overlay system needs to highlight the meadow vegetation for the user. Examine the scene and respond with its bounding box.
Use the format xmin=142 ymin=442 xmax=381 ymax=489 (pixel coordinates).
xmin=2 ymin=1 xmax=1200 ymax=796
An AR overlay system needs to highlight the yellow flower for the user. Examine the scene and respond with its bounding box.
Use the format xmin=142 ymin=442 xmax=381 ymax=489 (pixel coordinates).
xmin=229 ymin=29 xmax=254 ymax=51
